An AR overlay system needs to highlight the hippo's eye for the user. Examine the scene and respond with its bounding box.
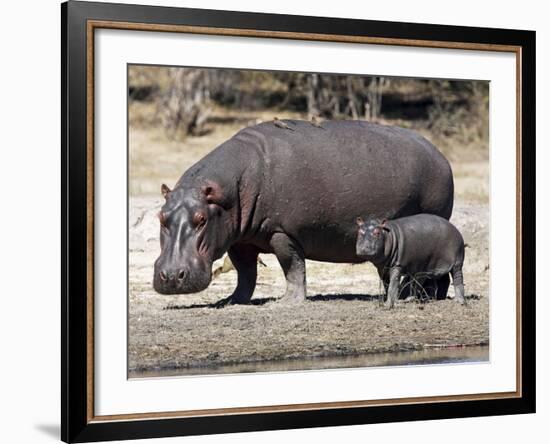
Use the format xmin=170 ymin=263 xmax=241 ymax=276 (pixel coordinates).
xmin=193 ymin=211 xmax=207 ymax=228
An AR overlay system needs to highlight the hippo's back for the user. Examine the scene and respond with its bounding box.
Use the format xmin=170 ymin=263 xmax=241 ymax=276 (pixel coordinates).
xmin=231 ymin=120 xmax=454 ymax=262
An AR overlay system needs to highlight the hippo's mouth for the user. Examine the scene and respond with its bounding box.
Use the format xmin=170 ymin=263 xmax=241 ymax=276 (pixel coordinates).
xmin=154 ymin=270 xmax=212 ymax=295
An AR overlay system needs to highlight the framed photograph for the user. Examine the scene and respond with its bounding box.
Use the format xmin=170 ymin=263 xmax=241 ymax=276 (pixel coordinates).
xmin=61 ymin=1 xmax=535 ymax=442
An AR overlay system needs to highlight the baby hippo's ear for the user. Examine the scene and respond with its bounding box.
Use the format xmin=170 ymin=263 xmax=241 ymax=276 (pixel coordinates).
xmin=356 ymin=217 xmax=364 ymax=226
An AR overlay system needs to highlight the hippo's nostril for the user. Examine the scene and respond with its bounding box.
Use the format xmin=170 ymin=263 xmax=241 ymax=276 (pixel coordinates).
xmin=177 ymin=269 xmax=185 ymax=281
xmin=159 ymin=271 xmax=168 ymax=281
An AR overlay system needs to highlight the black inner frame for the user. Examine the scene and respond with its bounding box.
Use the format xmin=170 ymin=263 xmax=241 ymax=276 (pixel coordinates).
xmin=62 ymin=1 xmax=536 ymax=442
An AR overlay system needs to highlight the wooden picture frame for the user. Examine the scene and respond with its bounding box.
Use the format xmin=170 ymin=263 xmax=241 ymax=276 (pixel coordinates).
xmin=61 ymin=1 xmax=535 ymax=442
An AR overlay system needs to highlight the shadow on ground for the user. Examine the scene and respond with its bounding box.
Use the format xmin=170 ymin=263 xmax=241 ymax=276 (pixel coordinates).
xmin=308 ymin=293 xmax=379 ymax=302
xmin=162 ymin=292 xmax=482 ymax=310
xmin=163 ymin=293 xmax=383 ymax=310
xmin=164 ymin=297 xmax=278 ymax=310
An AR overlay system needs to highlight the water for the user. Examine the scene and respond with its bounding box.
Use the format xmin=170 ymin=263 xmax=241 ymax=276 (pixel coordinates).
xmin=130 ymin=345 xmax=489 ymax=378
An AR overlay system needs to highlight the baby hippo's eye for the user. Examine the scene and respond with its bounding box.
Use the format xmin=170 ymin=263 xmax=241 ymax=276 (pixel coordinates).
xmin=193 ymin=211 xmax=207 ymax=228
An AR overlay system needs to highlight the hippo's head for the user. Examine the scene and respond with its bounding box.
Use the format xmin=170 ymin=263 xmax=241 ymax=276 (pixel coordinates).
xmin=153 ymin=181 xmax=235 ymax=295
xmin=355 ymin=218 xmax=389 ymax=259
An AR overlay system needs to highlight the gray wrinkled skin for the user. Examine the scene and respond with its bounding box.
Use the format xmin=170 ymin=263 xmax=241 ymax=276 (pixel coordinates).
xmin=356 ymin=214 xmax=466 ymax=309
xmin=153 ymin=120 xmax=454 ymax=305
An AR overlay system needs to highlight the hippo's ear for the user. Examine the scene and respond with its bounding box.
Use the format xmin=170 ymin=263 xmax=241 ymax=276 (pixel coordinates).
xmin=356 ymin=217 xmax=364 ymax=226
xmin=161 ymin=184 xmax=171 ymax=199
xmin=202 ymin=181 xmax=229 ymax=209
xmin=379 ymin=219 xmax=390 ymax=232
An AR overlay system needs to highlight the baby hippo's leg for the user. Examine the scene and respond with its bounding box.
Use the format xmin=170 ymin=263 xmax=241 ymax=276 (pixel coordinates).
xmin=451 ymin=264 xmax=466 ymax=305
xmin=386 ymin=267 xmax=402 ymax=309
xmin=376 ymin=266 xmax=390 ymax=300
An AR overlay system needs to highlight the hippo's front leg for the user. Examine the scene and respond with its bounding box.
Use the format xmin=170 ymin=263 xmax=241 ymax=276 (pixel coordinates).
xmin=214 ymin=244 xmax=259 ymax=307
xmin=270 ymin=232 xmax=306 ymax=303
xmin=386 ymin=266 xmax=402 ymax=309
xmin=228 ymin=244 xmax=260 ymax=303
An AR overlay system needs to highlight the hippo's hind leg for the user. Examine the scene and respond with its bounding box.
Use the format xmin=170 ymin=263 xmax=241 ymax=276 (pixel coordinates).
xmin=270 ymin=232 xmax=306 ymax=303
xmin=435 ymin=274 xmax=451 ymax=300
xmin=451 ymin=264 xmax=466 ymax=305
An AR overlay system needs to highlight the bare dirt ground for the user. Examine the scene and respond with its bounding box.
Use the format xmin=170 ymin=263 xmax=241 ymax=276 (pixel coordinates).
xmin=128 ymin=106 xmax=489 ymax=376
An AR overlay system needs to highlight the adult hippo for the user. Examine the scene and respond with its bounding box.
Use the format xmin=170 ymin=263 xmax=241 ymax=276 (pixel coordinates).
xmin=153 ymin=119 xmax=454 ymax=304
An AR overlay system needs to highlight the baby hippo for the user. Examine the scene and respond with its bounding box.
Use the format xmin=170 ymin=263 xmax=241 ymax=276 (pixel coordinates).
xmin=356 ymin=214 xmax=465 ymax=309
